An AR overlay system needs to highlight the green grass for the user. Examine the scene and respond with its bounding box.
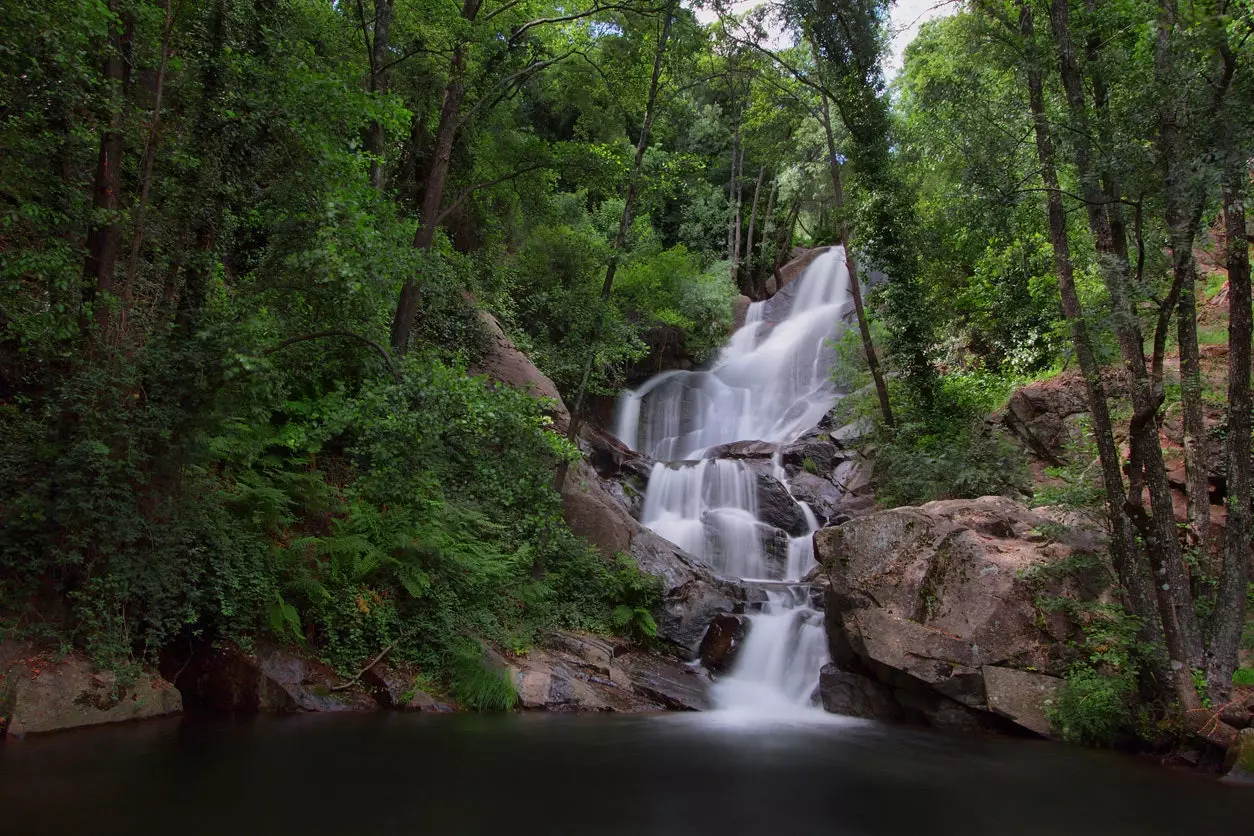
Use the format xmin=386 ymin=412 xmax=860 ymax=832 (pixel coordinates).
xmin=1233 ymin=668 xmax=1254 ymax=687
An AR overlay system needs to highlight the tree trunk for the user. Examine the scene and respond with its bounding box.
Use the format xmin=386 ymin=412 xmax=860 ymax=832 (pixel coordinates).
xmin=364 ymin=0 xmax=395 ymax=192
xmin=756 ymin=178 xmax=778 ymax=297
xmin=1154 ymin=0 xmax=1212 ymax=565
xmin=742 ymin=166 xmax=765 ymax=296
xmin=1048 ymin=0 xmax=1203 ymax=698
xmin=390 ymin=0 xmax=483 ymax=353
xmin=816 ymin=78 xmax=893 ymax=429
xmin=82 ymin=5 xmax=133 ymax=346
xmin=539 ymin=2 xmax=677 ymax=577
xmin=774 ymin=197 xmax=801 ymax=288
xmin=1207 ymin=164 xmax=1252 ymax=701
xmin=1016 ymin=0 xmax=1172 ymax=701
xmin=731 ymin=123 xmax=744 ymax=280
xmin=121 ymin=0 xmax=176 ymax=347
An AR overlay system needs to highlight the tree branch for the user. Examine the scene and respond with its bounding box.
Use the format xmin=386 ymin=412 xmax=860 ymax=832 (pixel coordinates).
xmin=435 ymin=164 xmax=550 ymax=225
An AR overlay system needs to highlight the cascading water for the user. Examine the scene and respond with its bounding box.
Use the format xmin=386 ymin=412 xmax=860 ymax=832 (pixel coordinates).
xmin=616 ymin=248 xmax=856 ymax=717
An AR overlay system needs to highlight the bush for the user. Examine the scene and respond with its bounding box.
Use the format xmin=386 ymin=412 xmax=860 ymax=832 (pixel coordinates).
xmin=1046 ymin=665 xmax=1136 ymax=746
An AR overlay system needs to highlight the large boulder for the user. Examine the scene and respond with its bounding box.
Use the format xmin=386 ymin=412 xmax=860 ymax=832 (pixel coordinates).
xmin=630 ymin=529 xmax=745 ymax=659
xmin=1225 ymin=727 xmax=1254 ymax=784
xmin=562 ymin=460 xmax=637 ymax=558
xmin=699 ymin=614 xmax=752 ymax=673
xmin=163 ymin=642 xmax=376 ymax=713
xmin=755 ymin=471 xmax=807 ymax=535
xmin=505 ymin=631 xmax=711 ymax=712
xmin=992 ymin=368 xmax=1129 ymax=465
xmin=471 ymin=311 xmax=570 ymax=432
xmin=2 ymin=647 xmax=182 ymax=737
xmin=816 ymin=496 xmax=1106 ymax=736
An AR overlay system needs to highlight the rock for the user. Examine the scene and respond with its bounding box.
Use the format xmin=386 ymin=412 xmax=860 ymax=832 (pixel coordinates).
xmin=471 ymin=311 xmax=569 ymax=432
xmin=703 ymin=440 xmax=779 ymax=460
xmin=699 ymin=614 xmax=751 ymax=673
xmin=562 ymin=460 xmax=636 ymax=558
xmin=166 ymin=643 xmax=376 ymax=713
xmin=818 ymin=664 xmax=901 ymax=722
xmin=629 ymin=529 xmax=744 ymax=659
xmin=830 ymin=418 xmax=873 ymax=448
xmin=993 ymin=368 xmax=1128 ymax=465
xmin=783 ymin=436 xmax=841 ymax=474
xmin=1219 ymin=703 xmax=1253 ymax=730
xmin=579 ymin=425 xmax=655 ymax=519
xmin=358 ymin=662 xmax=452 ymax=712
xmin=1224 ymin=728 xmax=1254 ymax=784
xmin=755 ymin=472 xmax=807 ymax=535
xmin=816 ymin=496 xmax=1107 ymax=734
xmin=1183 ymin=708 xmax=1240 ymax=750
xmin=982 ymin=666 xmax=1063 ymax=737
xmin=616 ymin=652 xmax=712 ymax=710
xmin=3 ymin=652 xmax=181 ymax=737
xmin=787 ymin=470 xmax=844 ymax=525
xmin=405 ymin=690 xmax=456 ymax=712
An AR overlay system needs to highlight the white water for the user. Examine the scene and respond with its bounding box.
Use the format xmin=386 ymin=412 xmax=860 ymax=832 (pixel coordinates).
xmin=618 ymin=247 xmax=856 ymax=717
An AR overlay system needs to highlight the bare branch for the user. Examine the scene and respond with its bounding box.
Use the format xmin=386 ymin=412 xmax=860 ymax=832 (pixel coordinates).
xmin=263 ymin=330 xmax=401 ymax=383
xmin=435 ymin=164 xmax=550 ymax=225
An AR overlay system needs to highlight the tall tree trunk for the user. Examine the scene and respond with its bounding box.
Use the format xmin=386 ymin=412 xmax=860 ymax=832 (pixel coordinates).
xmin=390 ymin=0 xmax=483 ymax=353
xmin=123 ymin=0 xmax=175 ymax=342
xmin=742 ymin=166 xmax=765 ymax=296
xmin=773 ymin=196 xmax=801 ymax=288
xmin=731 ymin=122 xmax=744 ymax=280
xmin=1207 ymin=164 xmax=1252 ymax=701
xmin=756 ymin=178 xmax=778 ymax=297
xmin=1154 ymin=0 xmax=1212 ymax=565
xmin=1048 ymin=0 xmax=1203 ymax=696
xmin=82 ymin=5 xmax=133 ymax=346
xmin=539 ymin=2 xmax=676 ymax=576
xmin=363 ymin=0 xmax=395 ymax=192
xmin=1016 ymin=0 xmax=1172 ymax=701
xmin=816 ymin=77 xmax=893 ymax=429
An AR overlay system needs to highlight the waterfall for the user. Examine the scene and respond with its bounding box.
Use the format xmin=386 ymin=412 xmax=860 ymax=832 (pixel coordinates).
xmin=616 ymin=247 xmax=855 ymax=716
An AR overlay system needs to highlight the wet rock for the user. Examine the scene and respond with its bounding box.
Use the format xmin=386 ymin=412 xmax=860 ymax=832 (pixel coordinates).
xmin=982 ymin=666 xmax=1063 ymax=737
xmin=1224 ymin=728 xmax=1254 ymax=784
xmin=629 ymin=529 xmax=744 ymax=659
xmin=471 ymin=311 xmax=569 ymax=432
xmin=578 ymin=425 xmax=655 ymax=520
xmin=815 ymin=496 xmax=1107 ymax=735
xmin=699 ymin=614 xmax=752 ymax=673
xmin=166 ymin=643 xmax=375 ymax=713
xmin=616 ymin=653 xmax=712 ymax=711
xmin=787 ymin=470 xmax=844 ymax=525
xmin=3 ymin=650 xmax=181 ymax=737
xmin=830 ymin=418 xmax=873 ymax=448
xmin=732 ymin=294 xmax=753 ymax=329
xmin=755 ymin=472 xmax=807 ymax=536
xmin=818 ymin=664 xmax=901 ymax=722
xmin=703 ymin=440 xmax=779 ymax=460
xmin=783 ymin=436 xmax=841 ymax=475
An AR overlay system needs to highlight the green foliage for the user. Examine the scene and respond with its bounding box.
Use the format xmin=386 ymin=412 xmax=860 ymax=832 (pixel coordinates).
xmin=870 ymin=372 xmax=1029 ymax=507
xmin=447 ymin=644 xmax=519 ymax=712
xmin=1047 ymin=664 xmax=1136 ymax=747
xmin=1233 ymin=669 xmax=1254 ymax=686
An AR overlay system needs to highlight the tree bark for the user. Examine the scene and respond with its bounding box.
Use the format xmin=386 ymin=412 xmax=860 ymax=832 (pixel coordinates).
xmin=124 ymin=0 xmax=175 ymax=335
xmin=774 ymin=196 xmax=801 ymax=288
xmin=390 ymin=0 xmax=483 ymax=353
xmin=1154 ymin=0 xmax=1212 ymax=565
xmin=816 ymin=74 xmax=893 ymax=429
xmin=1015 ymin=0 xmax=1172 ymax=701
xmin=1048 ymin=0 xmax=1203 ymax=698
xmin=756 ymin=178 xmax=778 ymax=297
xmin=82 ymin=5 xmax=133 ymax=347
xmin=742 ymin=166 xmax=765 ymax=296
xmin=1207 ymin=163 xmax=1252 ymax=701
xmin=540 ymin=1 xmax=676 ymax=577
xmin=363 ymin=0 xmax=395 ymax=192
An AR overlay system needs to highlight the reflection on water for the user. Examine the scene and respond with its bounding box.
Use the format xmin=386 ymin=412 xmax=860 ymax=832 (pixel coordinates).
xmin=0 ymin=713 xmax=1248 ymax=835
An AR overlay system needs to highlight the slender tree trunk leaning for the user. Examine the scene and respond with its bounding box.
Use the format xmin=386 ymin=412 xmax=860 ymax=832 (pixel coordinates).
xmin=1048 ymin=0 xmax=1203 ymax=694
xmin=82 ymin=5 xmax=133 ymax=347
xmin=816 ymin=79 xmax=893 ymax=429
xmin=1015 ymin=0 xmax=1172 ymax=701
xmin=364 ymin=0 xmax=395 ymax=192
xmin=743 ymin=166 xmax=765 ymax=296
xmin=1154 ymin=0 xmax=1212 ymax=564
xmin=774 ymin=197 xmax=801 ymax=288
xmin=731 ymin=123 xmax=744 ymax=281
xmin=756 ymin=178 xmax=778 ymax=297
xmin=1207 ymin=166 xmax=1252 ymax=701
xmin=390 ymin=0 xmax=483 ymax=353
xmin=552 ymin=3 xmax=675 ymax=481
xmin=124 ymin=0 xmax=175 ymax=335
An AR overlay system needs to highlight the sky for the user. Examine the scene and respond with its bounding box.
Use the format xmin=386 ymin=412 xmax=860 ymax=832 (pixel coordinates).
xmin=691 ymin=0 xmax=958 ymax=78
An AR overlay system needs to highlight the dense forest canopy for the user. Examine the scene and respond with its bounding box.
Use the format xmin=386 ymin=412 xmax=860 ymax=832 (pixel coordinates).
xmin=2 ymin=0 xmax=1253 ymax=729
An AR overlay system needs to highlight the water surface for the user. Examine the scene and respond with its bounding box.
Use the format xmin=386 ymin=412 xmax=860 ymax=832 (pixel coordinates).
xmin=1 ymin=713 xmax=1247 ymax=835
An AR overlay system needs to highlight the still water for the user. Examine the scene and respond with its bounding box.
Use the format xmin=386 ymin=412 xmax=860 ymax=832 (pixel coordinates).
xmin=0 ymin=712 xmax=1248 ymax=835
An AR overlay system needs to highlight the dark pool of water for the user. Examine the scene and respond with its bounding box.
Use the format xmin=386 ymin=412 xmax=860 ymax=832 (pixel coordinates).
xmin=0 ymin=711 xmax=1248 ymax=835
